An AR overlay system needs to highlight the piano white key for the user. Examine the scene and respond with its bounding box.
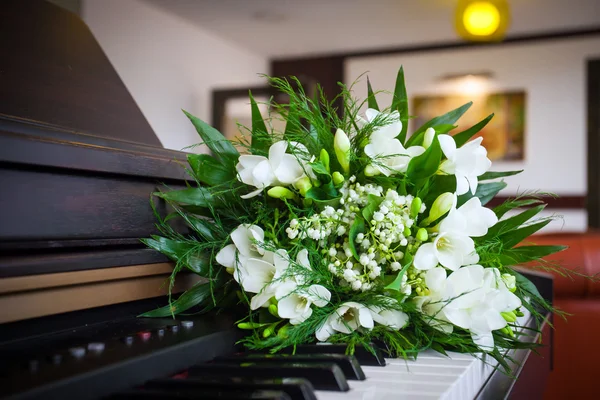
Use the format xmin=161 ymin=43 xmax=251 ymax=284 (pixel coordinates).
xmin=317 ymin=308 xmax=532 ymax=400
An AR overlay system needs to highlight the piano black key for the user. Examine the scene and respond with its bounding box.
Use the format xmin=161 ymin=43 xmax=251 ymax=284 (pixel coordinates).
xmin=189 ymin=362 xmax=349 ymax=392
xmin=215 ymin=353 xmax=366 ymax=381
xmin=288 ymin=343 xmax=387 ymax=366
xmin=112 ymin=389 xmax=292 ymax=400
xmin=145 ymin=377 xmax=317 ymax=400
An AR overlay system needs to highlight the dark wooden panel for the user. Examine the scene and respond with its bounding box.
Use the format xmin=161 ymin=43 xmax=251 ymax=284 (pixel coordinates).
xmin=0 ymin=168 xmax=185 ymax=242
xmin=0 ymin=0 xmax=161 ymax=146
xmin=588 ymin=59 xmax=600 ymax=228
xmin=0 ymin=249 xmax=169 ymax=278
xmin=0 ymin=126 xmax=188 ymax=181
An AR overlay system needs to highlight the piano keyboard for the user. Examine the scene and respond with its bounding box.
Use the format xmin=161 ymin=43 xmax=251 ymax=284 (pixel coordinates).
xmin=2 ymin=310 xmax=537 ymax=400
xmin=107 ymin=310 xmax=532 ymax=400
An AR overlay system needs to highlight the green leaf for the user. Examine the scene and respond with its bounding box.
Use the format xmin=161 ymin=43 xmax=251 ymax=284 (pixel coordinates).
xmin=391 ymin=67 xmax=409 ymax=143
xmin=478 ymin=170 xmax=523 ymax=181
xmin=498 ymin=245 xmax=567 ymax=265
xmin=452 ymin=113 xmax=494 ymax=147
xmin=457 ymin=181 xmax=506 ymax=207
xmin=155 ymin=187 xmax=213 ymax=208
xmin=141 ymin=236 xmax=209 ymax=276
xmin=187 ymin=154 xmax=235 ymax=186
xmin=362 ymin=194 xmax=384 ymax=222
xmin=385 ymin=253 xmax=413 ymax=291
xmin=249 ymin=91 xmax=271 ymax=154
xmin=348 ymin=215 xmax=366 ymax=261
xmin=183 ymin=110 xmax=239 ymax=164
xmin=406 ymin=102 xmax=472 ymax=147
xmin=433 ymin=124 xmax=457 ymax=134
xmin=140 ymin=278 xmax=225 ymax=317
xmin=366 ymin=77 xmax=380 ymax=111
xmin=284 ymin=101 xmax=302 ymax=138
xmin=309 ymin=161 xmax=332 ymax=184
xmin=487 ymin=205 xmax=546 ymax=237
xmin=183 ymin=215 xmax=220 ymax=241
xmin=493 ymin=198 xmax=545 ymax=219
xmin=406 ymin=134 xmax=442 ymax=180
xmin=513 ymin=271 xmax=546 ymax=304
xmin=498 ymin=220 xmax=552 ymax=248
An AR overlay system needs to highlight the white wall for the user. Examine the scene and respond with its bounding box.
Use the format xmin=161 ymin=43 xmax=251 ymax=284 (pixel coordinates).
xmin=346 ymin=37 xmax=600 ymax=232
xmin=82 ymin=0 xmax=268 ymax=151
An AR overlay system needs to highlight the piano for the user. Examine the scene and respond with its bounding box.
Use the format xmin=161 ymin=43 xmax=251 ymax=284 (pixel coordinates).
xmin=0 ymin=2 xmax=554 ymax=399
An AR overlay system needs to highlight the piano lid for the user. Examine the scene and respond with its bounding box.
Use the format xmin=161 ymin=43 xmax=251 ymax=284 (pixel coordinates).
xmin=0 ymin=0 xmax=162 ymax=147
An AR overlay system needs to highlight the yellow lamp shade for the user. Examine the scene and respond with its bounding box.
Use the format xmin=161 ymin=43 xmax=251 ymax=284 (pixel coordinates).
xmin=455 ymin=0 xmax=510 ymax=42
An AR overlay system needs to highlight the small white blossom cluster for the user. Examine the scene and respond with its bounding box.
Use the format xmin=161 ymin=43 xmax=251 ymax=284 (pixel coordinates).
xmin=286 ymin=177 xmax=424 ymax=294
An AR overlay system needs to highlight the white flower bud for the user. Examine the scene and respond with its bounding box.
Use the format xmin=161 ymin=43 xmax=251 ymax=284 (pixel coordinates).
xmin=502 ymin=273 xmax=517 ymax=292
xmin=334 ymin=128 xmax=351 ymax=174
xmin=351 ymin=280 xmax=362 ymax=290
xmin=423 ymin=127 xmax=435 ymax=148
xmin=425 ymin=192 xmax=456 ymax=225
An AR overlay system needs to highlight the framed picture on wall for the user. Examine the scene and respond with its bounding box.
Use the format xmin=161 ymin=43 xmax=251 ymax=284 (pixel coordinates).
xmin=412 ymin=91 xmax=526 ymax=161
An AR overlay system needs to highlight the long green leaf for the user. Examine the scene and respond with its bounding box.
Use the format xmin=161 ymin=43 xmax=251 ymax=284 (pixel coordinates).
xmin=348 ymin=215 xmax=365 ymax=261
xmin=187 ymin=154 xmax=235 ymax=186
xmin=513 ymin=271 xmax=547 ymax=304
xmin=478 ymin=170 xmax=523 ymax=181
xmin=141 ymin=236 xmax=209 ymax=276
xmin=385 ymin=253 xmax=413 ymax=292
xmin=493 ymin=198 xmax=545 ymax=219
xmin=406 ymin=134 xmax=442 ymax=180
xmin=391 ymin=67 xmax=409 ymax=143
xmin=498 ymin=220 xmax=552 ymax=248
xmin=249 ymin=91 xmax=271 ymax=154
xmin=457 ymin=181 xmax=506 ymax=207
xmin=284 ymin=101 xmax=301 ymax=138
xmin=366 ymin=77 xmax=380 ymax=111
xmin=406 ymin=102 xmax=472 ymax=147
xmin=498 ymin=245 xmax=567 ymax=265
xmin=453 ymin=113 xmax=494 ymax=147
xmin=487 ymin=205 xmax=546 ymax=237
xmin=155 ymin=187 xmax=213 ymax=208
xmin=140 ymin=281 xmax=212 ymax=317
xmin=183 ymin=110 xmax=239 ymax=164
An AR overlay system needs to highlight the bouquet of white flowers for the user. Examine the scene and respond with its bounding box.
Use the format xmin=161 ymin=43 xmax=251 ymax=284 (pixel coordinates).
xmin=142 ymin=67 xmax=566 ymax=369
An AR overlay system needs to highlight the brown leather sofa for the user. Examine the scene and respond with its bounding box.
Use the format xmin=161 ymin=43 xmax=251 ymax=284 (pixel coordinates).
xmin=528 ymin=232 xmax=600 ymax=400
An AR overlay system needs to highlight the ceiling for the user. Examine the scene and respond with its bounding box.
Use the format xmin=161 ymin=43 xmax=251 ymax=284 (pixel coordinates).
xmin=144 ymin=0 xmax=600 ymax=58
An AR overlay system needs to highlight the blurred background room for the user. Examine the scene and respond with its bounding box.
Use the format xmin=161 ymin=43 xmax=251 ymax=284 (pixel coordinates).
xmin=4 ymin=0 xmax=600 ymax=398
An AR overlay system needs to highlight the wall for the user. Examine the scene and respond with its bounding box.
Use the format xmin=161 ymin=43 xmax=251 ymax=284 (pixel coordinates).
xmin=346 ymin=37 xmax=600 ymax=232
xmin=82 ymin=0 xmax=268 ymax=151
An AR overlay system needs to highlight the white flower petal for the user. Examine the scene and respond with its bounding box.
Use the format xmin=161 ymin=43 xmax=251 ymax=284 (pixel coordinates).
xmin=274 ymin=154 xmax=304 ymax=184
xmin=425 ymin=267 xmax=447 ymax=293
xmin=414 ymin=242 xmax=438 ymax=270
xmin=268 ymin=141 xmax=288 ymax=170
xmin=455 ymin=174 xmax=470 ymax=195
xmin=296 ymin=249 xmax=311 ymax=270
xmin=252 ymin=159 xmax=276 ymax=188
xmin=316 ymin=316 xmax=335 ymax=341
xmin=357 ymin=306 xmax=374 ymax=329
xmin=306 ymin=285 xmax=331 ymax=307
xmin=471 ymin=330 xmax=495 ymax=350
xmin=438 ymin=134 xmax=456 ymax=158
xmin=215 ymin=244 xmax=237 ymax=268
xmin=443 ymin=308 xmax=472 ymax=329
xmin=240 ymin=188 xmax=264 ymax=199
xmin=250 ymin=288 xmax=274 ymax=310
xmin=277 ymin=294 xmax=301 ymax=319
xmin=239 ymin=258 xmax=275 ymax=293
xmin=365 ymin=108 xmax=380 ymax=122
xmin=237 ymin=155 xmax=267 ymax=170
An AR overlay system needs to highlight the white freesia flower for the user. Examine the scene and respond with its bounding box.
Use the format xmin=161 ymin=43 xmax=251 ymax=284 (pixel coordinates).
xmin=236 ymin=141 xmax=305 ymax=199
xmin=413 ymin=267 xmax=453 ymax=333
xmin=413 ymin=231 xmax=478 ymax=271
xmin=215 ymin=224 xmax=267 ymax=281
xmin=316 ymin=302 xmax=374 ymax=341
xmin=278 ymin=284 xmax=331 ymax=325
xmin=239 ymin=250 xmax=290 ymax=311
xmin=442 ymin=265 xmax=522 ymax=350
xmin=363 ymin=109 xmax=424 ymax=176
xmin=440 ymin=196 xmax=498 ymax=237
xmin=368 ymin=299 xmax=409 ymax=330
xmin=438 ymin=135 xmax=492 ymax=195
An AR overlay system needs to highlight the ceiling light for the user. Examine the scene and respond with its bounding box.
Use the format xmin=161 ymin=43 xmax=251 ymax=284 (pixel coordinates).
xmin=455 ymin=0 xmax=510 ymax=42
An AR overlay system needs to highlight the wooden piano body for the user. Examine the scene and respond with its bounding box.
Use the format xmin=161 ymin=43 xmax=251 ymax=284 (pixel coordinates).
xmin=0 ymin=2 xmax=554 ymax=399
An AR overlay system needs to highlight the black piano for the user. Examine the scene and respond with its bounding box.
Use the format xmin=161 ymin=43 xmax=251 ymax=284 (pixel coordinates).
xmin=0 ymin=2 xmax=554 ymax=399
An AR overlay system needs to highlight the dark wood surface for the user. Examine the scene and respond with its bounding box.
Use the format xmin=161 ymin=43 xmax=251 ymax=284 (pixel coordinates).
xmin=0 ymin=0 xmax=161 ymax=146
xmin=588 ymin=59 xmax=600 ymax=228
